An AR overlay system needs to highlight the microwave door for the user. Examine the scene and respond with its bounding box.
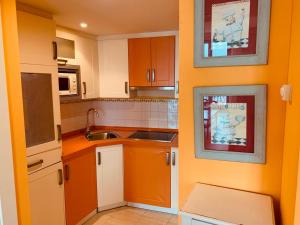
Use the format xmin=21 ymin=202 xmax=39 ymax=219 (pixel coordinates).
xmin=59 ymin=77 xmax=71 ymax=95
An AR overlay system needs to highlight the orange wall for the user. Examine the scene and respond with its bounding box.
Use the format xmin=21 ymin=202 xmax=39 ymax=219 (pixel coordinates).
xmin=294 ymin=156 xmax=300 ymax=225
xmin=280 ymin=0 xmax=300 ymax=224
xmin=178 ymin=0 xmax=293 ymax=222
xmin=1 ymin=0 xmax=31 ymax=224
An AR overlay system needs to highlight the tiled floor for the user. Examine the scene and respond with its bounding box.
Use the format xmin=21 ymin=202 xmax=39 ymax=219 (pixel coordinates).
xmin=84 ymin=207 xmax=178 ymax=225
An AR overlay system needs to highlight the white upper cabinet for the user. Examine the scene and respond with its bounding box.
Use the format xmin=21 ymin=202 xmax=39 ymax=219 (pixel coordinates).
xmin=17 ymin=11 xmax=57 ymax=66
xmin=98 ymin=39 xmax=129 ymax=98
xmin=56 ymin=28 xmax=99 ymax=99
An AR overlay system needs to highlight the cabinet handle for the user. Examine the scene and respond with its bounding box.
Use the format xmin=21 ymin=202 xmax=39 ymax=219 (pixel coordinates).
xmin=166 ymin=152 xmax=170 ymax=166
xmin=82 ymin=82 xmax=87 ymax=95
xmin=146 ymin=69 xmax=150 ymax=82
xmin=58 ymin=59 xmax=68 ymax=66
xmin=52 ymin=41 xmax=58 ymax=60
xmin=57 ymin=125 xmax=62 ymax=141
xmin=58 ymin=169 xmax=63 ymax=185
xmin=172 ymin=152 xmax=176 ymax=166
xmin=175 ymin=81 xmax=179 ymax=95
xmin=152 ymin=69 xmax=155 ymax=82
xmin=64 ymin=165 xmax=70 ymax=181
xmin=98 ymin=152 xmax=101 ymax=165
xmin=27 ymin=159 xmax=44 ymax=169
xmin=125 ymin=82 xmax=129 ymax=94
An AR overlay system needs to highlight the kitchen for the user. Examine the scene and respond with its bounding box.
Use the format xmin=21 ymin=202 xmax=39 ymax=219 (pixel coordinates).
xmin=1 ymin=0 xmax=300 ymax=225
xmin=16 ymin=1 xmax=179 ymax=225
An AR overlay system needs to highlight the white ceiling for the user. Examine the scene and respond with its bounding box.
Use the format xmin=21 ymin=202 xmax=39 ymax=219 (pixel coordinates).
xmin=17 ymin=0 xmax=179 ymax=36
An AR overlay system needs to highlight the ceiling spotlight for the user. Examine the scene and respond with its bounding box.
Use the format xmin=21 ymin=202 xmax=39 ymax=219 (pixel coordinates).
xmin=80 ymin=22 xmax=88 ymax=28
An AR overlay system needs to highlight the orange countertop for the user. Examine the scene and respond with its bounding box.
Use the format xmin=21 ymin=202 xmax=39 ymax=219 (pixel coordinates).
xmin=62 ymin=127 xmax=178 ymax=161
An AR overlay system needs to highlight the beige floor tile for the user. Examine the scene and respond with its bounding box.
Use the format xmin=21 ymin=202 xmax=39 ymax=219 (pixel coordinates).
xmin=84 ymin=207 xmax=178 ymax=225
xmin=134 ymin=217 xmax=167 ymax=225
xmin=143 ymin=210 xmax=172 ymax=223
xmin=167 ymin=216 xmax=178 ymax=224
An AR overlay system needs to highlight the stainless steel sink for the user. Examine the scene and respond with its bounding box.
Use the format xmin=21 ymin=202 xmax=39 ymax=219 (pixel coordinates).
xmin=85 ymin=131 xmax=119 ymax=141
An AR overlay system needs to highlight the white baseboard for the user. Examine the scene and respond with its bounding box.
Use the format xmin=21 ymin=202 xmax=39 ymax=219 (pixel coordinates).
xmin=127 ymin=202 xmax=178 ymax=215
xmin=77 ymin=209 xmax=97 ymax=225
xmin=98 ymin=201 xmax=127 ymax=212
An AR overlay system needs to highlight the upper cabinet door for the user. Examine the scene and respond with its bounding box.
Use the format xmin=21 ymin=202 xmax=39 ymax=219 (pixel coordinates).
xmin=21 ymin=64 xmax=61 ymax=157
xmin=56 ymin=28 xmax=100 ymax=99
xmin=17 ymin=11 xmax=56 ymax=66
xmin=99 ymin=39 xmax=129 ymax=98
xmin=151 ymin=36 xmax=175 ymax=87
xmin=128 ymin=38 xmax=152 ymax=87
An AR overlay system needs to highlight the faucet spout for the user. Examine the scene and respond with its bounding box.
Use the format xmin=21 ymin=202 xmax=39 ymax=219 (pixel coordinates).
xmin=86 ymin=108 xmax=100 ymax=136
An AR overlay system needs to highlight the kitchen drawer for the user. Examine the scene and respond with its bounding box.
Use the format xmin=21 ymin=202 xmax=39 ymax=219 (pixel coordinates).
xmin=27 ymin=148 xmax=62 ymax=174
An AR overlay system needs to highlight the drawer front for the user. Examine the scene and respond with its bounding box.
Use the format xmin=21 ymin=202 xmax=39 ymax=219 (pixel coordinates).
xmin=27 ymin=148 xmax=61 ymax=174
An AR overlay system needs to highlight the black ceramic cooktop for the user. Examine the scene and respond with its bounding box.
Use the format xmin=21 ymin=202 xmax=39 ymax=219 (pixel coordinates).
xmin=128 ymin=131 xmax=176 ymax=142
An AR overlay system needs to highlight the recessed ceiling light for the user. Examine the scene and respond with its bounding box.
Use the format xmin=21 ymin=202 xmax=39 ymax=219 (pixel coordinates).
xmin=80 ymin=22 xmax=88 ymax=28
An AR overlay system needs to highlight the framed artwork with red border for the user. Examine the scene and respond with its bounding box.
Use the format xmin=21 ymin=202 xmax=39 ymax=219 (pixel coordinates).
xmin=194 ymin=85 xmax=267 ymax=163
xmin=194 ymin=0 xmax=271 ymax=67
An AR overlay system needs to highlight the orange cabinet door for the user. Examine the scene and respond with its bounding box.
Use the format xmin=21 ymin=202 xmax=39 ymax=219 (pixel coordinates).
xmin=128 ymin=38 xmax=152 ymax=87
xmin=124 ymin=144 xmax=171 ymax=208
xmin=63 ymin=149 xmax=97 ymax=225
xmin=151 ymin=36 xmax=175 ymax=87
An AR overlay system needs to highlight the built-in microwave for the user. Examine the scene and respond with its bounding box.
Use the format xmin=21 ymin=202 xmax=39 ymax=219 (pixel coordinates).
xmin=59 ymin=72 xmax=77 ymax=95
xmin=58 ymin=65 xmax=80 ymax=97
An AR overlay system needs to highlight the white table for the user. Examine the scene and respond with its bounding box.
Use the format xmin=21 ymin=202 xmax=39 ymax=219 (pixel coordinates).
xmin=181 ymin=183 xmax=275 ymax=225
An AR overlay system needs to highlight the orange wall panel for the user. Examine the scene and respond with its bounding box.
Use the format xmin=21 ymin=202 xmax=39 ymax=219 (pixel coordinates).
xmin=280 ymin=0 xmax=300 ymax=224
xmin=1 ymin=0 xmax=31 ymax=224
xmin=178 ymin=0 xmax=293 ymax=222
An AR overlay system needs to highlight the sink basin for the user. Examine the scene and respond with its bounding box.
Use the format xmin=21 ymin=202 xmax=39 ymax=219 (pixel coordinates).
xmin=86 ymin=131 xmax=119 ymax=141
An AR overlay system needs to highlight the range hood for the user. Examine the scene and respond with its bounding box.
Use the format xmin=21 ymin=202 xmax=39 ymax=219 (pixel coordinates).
xmin=129 ymin=86 xmax=176 ymax=98
xmin=129 ymin=86 xmax=175 ymax=91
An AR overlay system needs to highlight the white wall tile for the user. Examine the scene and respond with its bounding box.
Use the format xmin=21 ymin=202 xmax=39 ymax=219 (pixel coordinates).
xmin=150 ymin=102 xmax=159 ymax=112
xmin=61 ymin=100 xmax=178 ymax=133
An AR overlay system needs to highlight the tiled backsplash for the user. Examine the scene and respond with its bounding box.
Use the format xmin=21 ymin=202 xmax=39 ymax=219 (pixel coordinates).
xmin=93 ymin=101 xmax=178 ymax=129
xmin=60 ymin=100 xmax=178 ymax=133
xmin=60 ymin=101 xmax=95 ymax=133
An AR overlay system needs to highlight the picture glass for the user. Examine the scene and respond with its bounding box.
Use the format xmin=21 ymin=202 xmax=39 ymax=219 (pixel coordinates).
xmin=203 ymin=95 xmax=255 ymax=153
xmin=203 ymin=0 xmax=258 ymax=58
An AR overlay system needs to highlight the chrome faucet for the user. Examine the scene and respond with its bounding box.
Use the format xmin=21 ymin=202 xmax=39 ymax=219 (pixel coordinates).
xmin=86 ymin=108 xmax=100 ymax=137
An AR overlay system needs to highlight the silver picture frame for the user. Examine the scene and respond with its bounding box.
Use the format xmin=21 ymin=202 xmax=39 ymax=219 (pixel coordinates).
xmin=194 ymin=85 xmax=267 ymax=163
xmin=194 ymin=0 xmax=271 ymax=67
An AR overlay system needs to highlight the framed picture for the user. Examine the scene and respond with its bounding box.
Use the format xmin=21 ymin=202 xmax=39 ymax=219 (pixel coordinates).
xmin=194 ymin=85 xmax=267 ymax=163
xmin=194 ymin=0 xmax=271 ymax=67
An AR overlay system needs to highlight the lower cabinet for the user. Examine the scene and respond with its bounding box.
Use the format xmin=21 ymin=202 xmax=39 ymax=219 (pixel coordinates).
xmin=124 ymin=143 xmax=171 ymax=208
xmin=29 ymin=162 xmax=66 ymax=225
xmin=96 ymin=145 xmax=124 ymax=210
xmin=63 ymin=149 xmax=97 ymax=225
